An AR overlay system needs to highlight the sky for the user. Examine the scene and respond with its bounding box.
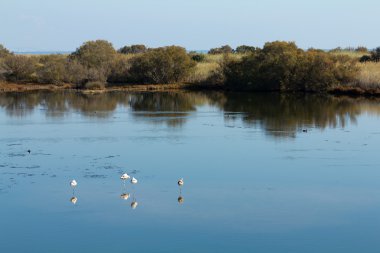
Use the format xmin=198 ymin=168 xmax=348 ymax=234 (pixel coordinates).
xmin=0 ymin=0 xmax=379 ymax=52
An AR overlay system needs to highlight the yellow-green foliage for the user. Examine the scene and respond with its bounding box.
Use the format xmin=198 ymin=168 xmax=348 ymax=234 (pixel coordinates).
xmin=353 ymin=63 xmax=380 ymax=88
xmin=129 ymin=46 xmax=196 ymax=84
xmin=224 ymin=41 xmax=359 ymax=91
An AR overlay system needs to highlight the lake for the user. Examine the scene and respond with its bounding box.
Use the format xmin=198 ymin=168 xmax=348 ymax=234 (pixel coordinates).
xmin=1 ymin=91 xmax=380 ymax=253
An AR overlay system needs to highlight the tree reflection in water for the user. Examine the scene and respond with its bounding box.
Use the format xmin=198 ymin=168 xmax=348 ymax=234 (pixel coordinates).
xmin=1 ymin=91 xmax=379 ymax=138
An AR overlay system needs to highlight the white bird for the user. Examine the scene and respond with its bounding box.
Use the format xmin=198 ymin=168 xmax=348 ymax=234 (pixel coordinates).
xmin=70 ymin=196 xmax=78 ymax=205
xmin=131 ymin=201 xmax=138 ymax=209
xmin=120 ymin=193 xmax=130 ymax=200
xmin=131 ymin=177 xmax=138 ymax=184
xmin=70 ymin=179 xmax=77 ymax=188
xmin=178 ymin=178 xmax=184 ymax=187
xmin=120 ymin=173 xmax=130 ymax=180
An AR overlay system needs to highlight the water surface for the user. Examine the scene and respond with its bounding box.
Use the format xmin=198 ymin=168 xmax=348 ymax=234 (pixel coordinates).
xmin=1 ymin=91 xmax=380 ymax=253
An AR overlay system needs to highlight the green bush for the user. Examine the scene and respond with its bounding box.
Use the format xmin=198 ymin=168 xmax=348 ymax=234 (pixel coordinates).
xmin=129 ymin=46 xmax=196 ymax=84
xmin=208 ymin=45 xmax=233 ymax=55
xmin=36 ymin=55 xmax=67 ymax=84
xmin=118 ymin=44 xmax=147 ymax=54
xmin=63 ymin=60 xmax=87 ymax=85
xmin=107 ymin=54 xmax=133 ymax=83
xmin=224 ymin=41 xmax=358 ymax=92
xmin=235 ymin=45 xmax=257 ymax=54
xmin=70 ymin=40 xmax=117 ymax=70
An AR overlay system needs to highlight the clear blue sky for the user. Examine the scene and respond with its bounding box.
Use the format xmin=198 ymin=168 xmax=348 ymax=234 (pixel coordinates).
xmin=1 ymin=0 xmax=378 ymax=51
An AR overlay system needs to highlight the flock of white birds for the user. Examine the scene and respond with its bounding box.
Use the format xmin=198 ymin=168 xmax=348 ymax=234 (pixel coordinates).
xmin=69 ymin=174 xmax=184 ymax=207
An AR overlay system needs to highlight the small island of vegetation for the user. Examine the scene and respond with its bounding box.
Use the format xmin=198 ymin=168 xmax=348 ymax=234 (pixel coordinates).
xmin=0 ymin=40 xmax=379 ymax=95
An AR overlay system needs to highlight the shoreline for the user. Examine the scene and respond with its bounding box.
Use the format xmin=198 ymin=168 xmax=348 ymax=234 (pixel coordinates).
xmin=1 ymin=82 xmax=380 ymax=97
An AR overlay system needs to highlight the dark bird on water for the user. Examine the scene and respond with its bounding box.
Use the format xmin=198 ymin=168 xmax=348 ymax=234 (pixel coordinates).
xmin=302 ymin=129 xmax=308 ymax=133
xmin=27 ymin=150 xmax=31 ymax=154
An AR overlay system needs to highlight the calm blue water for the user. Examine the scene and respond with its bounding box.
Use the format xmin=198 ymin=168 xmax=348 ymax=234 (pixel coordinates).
xmin=1 ymin=91 xmax=380 ymax=253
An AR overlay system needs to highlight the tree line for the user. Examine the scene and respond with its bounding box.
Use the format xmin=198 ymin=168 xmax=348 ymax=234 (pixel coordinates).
xmin=0 ymin=40 xmax=377 ymax=91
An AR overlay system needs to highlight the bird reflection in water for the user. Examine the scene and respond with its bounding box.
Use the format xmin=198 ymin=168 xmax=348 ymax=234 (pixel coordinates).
xmin=131 ymin=199 xmax=138 ymax=209
xmin=178 ymin=178 xmax=184 ymax=204
xmin=119 ymin=173 xmax=139 ymax=209
xmin=70 ymin=179 xmax=78 ymax=205
xmin=120 ymin=193 xmax=130 ymax=200
xmin=70 ymin=196 xmax=78 ymax=205
xmin=178 ymin=195 xmax=184 ymax=204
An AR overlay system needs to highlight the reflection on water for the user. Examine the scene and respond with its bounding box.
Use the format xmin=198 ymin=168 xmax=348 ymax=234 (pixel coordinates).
xmin=120 ymin=193 xmax=130 ymax=200
xmin=70 ymin=196 xmax=77 ymax=205
xmin=2 ymin=91 xmax=380 ymax=253
xmin=1 ymin=91 xmax=379 ymax=138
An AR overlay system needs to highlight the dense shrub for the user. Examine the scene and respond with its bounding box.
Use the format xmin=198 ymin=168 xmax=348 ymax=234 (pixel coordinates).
xmin=70 ymin=40 xmax=117 ymax=70
xmin=63 ymin=60 xmax=87 ymax=85
xmin=371 ymin=47 xmax=380 ymax=62
xmin=118 ymin=44 xmax=147 ymax=54
xmin=190 ymin=53 xmax=206 ymax=62
xmin=3 ymin=55 xmax=38 ymax=82
xmin=107 ymin=54 xmax=133 ymax=83
xmin=36 ymin=55 xmax=67 ymax=84
xmin=235 ymin=45 xmax=257 ymax=54
xmin=208 ymin=45 xmax=233 ymax=55
xmin=360 ymin=55 xmax=372 ymax=63
xmin=129 ymin=46 xmax=196 ymax=84
xmin=224 ymin=41 xmax=358 ymax=91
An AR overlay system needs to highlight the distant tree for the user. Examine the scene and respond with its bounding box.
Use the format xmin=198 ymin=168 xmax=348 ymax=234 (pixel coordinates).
xmin=0 ymin=44 xmax=12 ymax=58
xmin=208 ymin=45 xmax=233 ymax=55
xmin=371 ymin=47 xmax=380 ymax=62
xmin=118 ymin=44 xmax=147 ymax=54
xmin=70 ymin=40 xmax=117 ymax=69
xmin=329 ymin=47 xmax=343 ymax=53
xmin=235 ymin=45 xmax=257 ymax=54
xmin=130 ymin=46 xmax=196 ymax=84
xmin=355 ymin=46 xmax=368 ymax=53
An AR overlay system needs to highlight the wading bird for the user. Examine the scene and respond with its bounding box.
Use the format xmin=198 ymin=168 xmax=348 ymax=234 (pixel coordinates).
xmin=120 ymin=173 xmax=130 ymax=180
xmin=70 ymin=179 xmax=77 ymax=188
xmin=131 ymin=177 xmax=138 ymax=184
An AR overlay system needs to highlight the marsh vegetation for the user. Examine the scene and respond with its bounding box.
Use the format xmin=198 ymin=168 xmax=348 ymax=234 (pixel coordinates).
xmin=0 ymin=41 xmax=379 ymax=94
